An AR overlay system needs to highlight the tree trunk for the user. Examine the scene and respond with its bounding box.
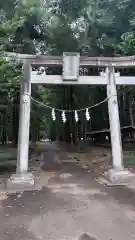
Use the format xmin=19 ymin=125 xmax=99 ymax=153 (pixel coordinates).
xmin=70 ymin=86 xmax=77 ymax=145
xmin=31 ymin=119 xmax=38 ymax=143
xmin=12 ymin=90 xmax=20 ymax=146
xmin=63 ymin=86 xmax=71 ymax=143
xmin=1 ymin=110 xmax=8 ymax=145
xmin=129 ymin=100 xmax=135 ymax=142
xmin=78 ymin=120 xmax=81 ymax=140
xmin=64 ymin=121 xmax=71 ymax=142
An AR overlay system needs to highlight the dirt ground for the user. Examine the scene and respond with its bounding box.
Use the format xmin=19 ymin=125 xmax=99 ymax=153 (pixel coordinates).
xmin=0 ymin=142 xmax=135 ymax=240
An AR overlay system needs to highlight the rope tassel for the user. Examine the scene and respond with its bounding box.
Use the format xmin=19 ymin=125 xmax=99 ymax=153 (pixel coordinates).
xmin=75 ymin=111 xmax=79 ymax=122
xmin=86 ymin=108 xmax=90 ymax=121
xmin=62 ymin=111 xmax=66 ymax=123
xmin=52 ymin=109 xmax=56 ymax=121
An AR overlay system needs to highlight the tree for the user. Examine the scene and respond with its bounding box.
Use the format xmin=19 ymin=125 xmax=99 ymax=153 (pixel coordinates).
xmin=1 ymin=0 xmax=135 ymax=145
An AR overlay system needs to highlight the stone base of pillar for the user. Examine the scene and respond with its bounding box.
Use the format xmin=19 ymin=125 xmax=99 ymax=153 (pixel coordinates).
xmin=6 ymin=172 xmax=35 ymax=191
xmin=103 ymin=168 xmax=135 ymax=186
xmin=98 ymin=168 xmax=135 ymax=186
xmin=106 ymin=168 xmax=135 ymax=184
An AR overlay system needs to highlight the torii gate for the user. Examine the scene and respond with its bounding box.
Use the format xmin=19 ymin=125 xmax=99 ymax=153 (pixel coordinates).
xmin=7 ymin=52 xmax=135 ymax=189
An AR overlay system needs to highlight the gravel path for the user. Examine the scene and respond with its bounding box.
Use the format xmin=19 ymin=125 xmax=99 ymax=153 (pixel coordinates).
xmin=0 ymin=142 xmax=135 ymax=240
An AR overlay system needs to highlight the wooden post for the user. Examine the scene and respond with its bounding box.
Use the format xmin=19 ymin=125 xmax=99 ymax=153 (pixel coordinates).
xmin=106 ymin=66 xmax=123 ymax=170
xmin=17 ymin=62 xmax=31 ymax=173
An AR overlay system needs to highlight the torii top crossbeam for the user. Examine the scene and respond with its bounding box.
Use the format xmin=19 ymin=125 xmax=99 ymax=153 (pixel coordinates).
xmin=6 ymin=52 xmax=135 ymax=67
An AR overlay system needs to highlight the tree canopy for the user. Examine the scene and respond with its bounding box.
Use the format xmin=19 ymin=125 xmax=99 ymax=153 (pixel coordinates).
xmin=0 ymin=0 xmax=135 ymax=145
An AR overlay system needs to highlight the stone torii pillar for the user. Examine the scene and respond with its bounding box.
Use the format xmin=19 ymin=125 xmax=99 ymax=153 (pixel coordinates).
xmin=106 ymin=66 xmax=134 ymax=184
xmin=7 ymin=61 xmax=34 ymax=189
xmin=106 ymin=66 xmax=123 ymax=170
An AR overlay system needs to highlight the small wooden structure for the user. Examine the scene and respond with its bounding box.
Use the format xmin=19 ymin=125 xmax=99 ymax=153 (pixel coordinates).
xmin=86 ymin=125 xmax=135 ymax=143
xmin=7 ymin=52 xmax=135 ymax=187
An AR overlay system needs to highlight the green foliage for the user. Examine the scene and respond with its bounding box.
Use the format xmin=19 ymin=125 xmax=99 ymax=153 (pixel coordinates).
xmin=118 ymin=32 xmax=135 ymax=55
xmin=1 ymin=0 xmax=135 ymax=143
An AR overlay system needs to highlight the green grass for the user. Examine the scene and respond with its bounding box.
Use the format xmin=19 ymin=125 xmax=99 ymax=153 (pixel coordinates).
xmin=124 ymin=157 xmax=135 ymax=165
xmin=0 ymin=148 xmax=17 ymax=169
